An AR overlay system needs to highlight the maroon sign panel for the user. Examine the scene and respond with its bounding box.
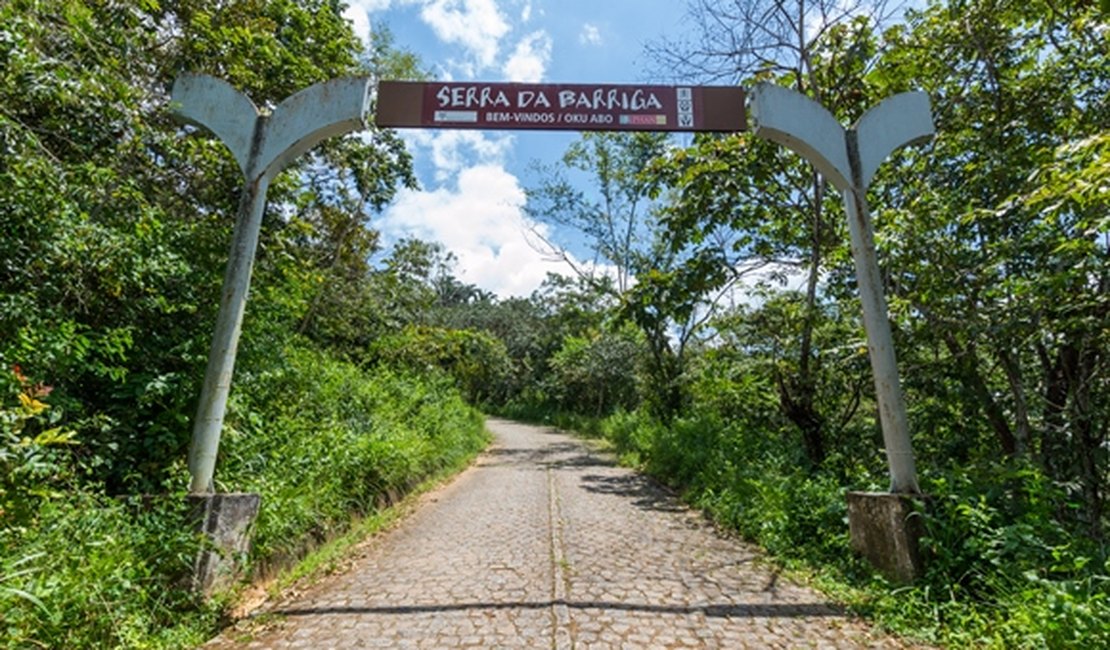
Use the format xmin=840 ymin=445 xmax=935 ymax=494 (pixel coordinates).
xmin=376 ymin=81 xmax=745 ymax=132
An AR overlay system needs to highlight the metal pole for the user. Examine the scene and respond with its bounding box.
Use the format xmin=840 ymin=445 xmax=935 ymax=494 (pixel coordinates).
xmin=842 ymin=188 xmax=919 ymax=494
xmin=188 ymin=171 xmax=270 ymax=493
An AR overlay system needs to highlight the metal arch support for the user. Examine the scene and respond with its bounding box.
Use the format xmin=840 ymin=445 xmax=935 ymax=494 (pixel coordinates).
xmin=749 ymin=83 xmax=935 ymax=494
xmin=255 ymin=77 xmax=373 ymax=182
xmin=171 ymin=74 xmax=372 ymax=494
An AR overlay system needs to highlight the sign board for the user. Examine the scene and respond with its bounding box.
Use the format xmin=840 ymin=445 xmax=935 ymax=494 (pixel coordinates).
xmin=376 ymin=81 xmax=745 ymax=132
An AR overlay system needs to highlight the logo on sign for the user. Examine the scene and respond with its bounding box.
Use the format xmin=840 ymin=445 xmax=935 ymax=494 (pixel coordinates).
xmin=676 ymin=87 xmax=694 ymax=129
xmin=621 ymin=115 xmax=667 ymax=126
xmin=435 ymin=110 xmax=478 ymax=123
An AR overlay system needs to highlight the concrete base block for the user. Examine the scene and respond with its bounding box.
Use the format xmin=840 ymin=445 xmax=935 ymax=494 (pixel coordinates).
xmin=187 ymin=492 xmax=261 ymax=595
xmin=846 ymin=491 xmax=925 ymax=583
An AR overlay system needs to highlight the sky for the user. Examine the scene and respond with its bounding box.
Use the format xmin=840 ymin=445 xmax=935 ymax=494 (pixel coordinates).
xmin=342 ymin=0 xmax=692 ymax=298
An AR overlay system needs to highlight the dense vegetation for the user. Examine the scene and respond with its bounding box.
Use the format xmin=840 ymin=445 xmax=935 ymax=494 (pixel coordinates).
xmin=1 ymin=0 xmax=1107 ymax=648
xmin=1 ymin=2 xmax=486 ymax=647
xmin=483 ymin=0 xmax=1109 ymax=646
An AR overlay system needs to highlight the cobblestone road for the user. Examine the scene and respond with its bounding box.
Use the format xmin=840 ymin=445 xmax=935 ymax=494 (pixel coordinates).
xmin=206 ymin=419 xmax=916 ymax=649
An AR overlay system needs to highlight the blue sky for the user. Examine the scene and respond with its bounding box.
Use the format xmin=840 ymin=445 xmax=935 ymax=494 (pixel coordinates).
xmin=342 ymin=0 xmax=691 ymax=297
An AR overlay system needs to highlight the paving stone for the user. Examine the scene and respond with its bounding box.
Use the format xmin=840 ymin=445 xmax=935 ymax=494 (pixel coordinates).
xmin=204 ymin=419 xmax=923 ymax=649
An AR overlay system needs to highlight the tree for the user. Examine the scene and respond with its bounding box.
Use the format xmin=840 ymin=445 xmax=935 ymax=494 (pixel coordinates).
xmin=644 ymin=6 xmax=892 ymax=461
xmin=369 ymin=325 xmax=513 ymax=405
xmin=0 ymin=0 xmax=420 ymax=491
xmin=867 ymin=0 xmax=1109 ymax=536
xmin=527 ymin=132 xmax=707 ymax=417
xmin=548 ymin=326 xmax=644 ymax=417
xmin=526 ymin=132 xmax=670 ymax=294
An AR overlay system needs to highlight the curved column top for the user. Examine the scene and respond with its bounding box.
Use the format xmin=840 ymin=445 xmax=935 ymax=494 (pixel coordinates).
xmin=853 ymin=92 xmax=934 ymax=188
xmin=749 ymin=83 xmax=852 ymax=191
xmin=171 ymin=74 xmax=259 ymax=177
xmin=750 ymin=83 xmax=935 ymax=191
xmin=170 ymin=74 xmax=373 ymax=183
xmin=256 ymin=76 xmax=373 ymax=182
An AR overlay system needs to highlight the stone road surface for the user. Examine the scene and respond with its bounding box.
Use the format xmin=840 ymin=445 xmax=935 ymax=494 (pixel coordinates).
xmin=206 ymin=419 xmax=917 ymax=649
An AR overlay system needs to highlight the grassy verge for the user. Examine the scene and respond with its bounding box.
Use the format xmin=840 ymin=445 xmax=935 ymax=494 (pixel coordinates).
xmin=547 ymin=408 xmax=1109 ymax=649
xmin=1 ymin=342 xmax=488 ymax=649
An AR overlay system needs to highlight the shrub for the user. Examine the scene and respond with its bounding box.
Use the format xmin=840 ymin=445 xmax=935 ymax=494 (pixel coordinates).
xmin=368 ymin=325 xmax=513 ymax=405
xmin=1 ymin=493 xmax=215 ymax=650
xmin=594 ymin=366 xmax=1110 ymax=647
xmin=1 ymin=341 xmax=488 ymax=648
xmin=219 ymin=342 xmax=487 ymax=564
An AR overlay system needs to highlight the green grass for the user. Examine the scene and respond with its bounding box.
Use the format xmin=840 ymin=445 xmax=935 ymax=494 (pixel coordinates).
xmin=551 ymin=407 xmax=1110 ymax=649
xmin=1 ymin=342 xmax=489 ymax=649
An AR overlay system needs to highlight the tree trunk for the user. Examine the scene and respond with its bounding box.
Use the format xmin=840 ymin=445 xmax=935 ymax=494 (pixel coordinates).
xmin=1061 ymin=341 xmax=1104 ymax=540
xmin=778 ymin=170 xmax=828 ymax=468
xmin=997 ymin=347 xmax=1031 ymax=456
xmin=942 ymin=331 xmax=1017 ymax=456
xmin=1037 ymin=343 xmax=1069 ymax=479
xmin=777 ymin=372 xmax=827 ymax=466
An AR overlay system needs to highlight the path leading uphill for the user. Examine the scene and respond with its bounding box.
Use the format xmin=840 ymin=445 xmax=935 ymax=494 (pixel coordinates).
xmin=206 ymin=418 xmax=917 ymax=649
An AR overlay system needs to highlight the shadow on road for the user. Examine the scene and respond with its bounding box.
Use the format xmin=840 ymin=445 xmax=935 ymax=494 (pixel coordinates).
xmin=481 ymin=428 xmax=686 ymax=514
xmin=479 ymin=441 xmax=612 ymax=471
xmin=577 ymin=473 xmax=687 ymax=513
xmin=273 ymin=599 xmax=846 ymax=619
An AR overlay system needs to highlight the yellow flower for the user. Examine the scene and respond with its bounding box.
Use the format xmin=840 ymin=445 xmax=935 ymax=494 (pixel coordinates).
xmin=17 ymin=392 xmax=47 ymax=415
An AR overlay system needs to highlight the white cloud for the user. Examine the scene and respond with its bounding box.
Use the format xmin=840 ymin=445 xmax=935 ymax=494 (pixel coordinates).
xmin=342 ymin=5 xmax=372 ymax=45
xmin=804 ymin=0 xmax=869 ymax=41
xmin=342 ymin=0 xmax=397 ymax=44
xmin=380 ymin=165 xmax=575 ymax=297
xmin=579 ymin=23 xmax=602 ymax=46
xmin=347 ymin=0 xmax=593 ymax=296
xmin=403 ymin=130 xmax=514 ymax=182
xmin=501 ymin=31 xmax=552 ymax=82
xmin=383 ymin=130 xmax=575 ymax=296
xmin=420 ymin=0 xmax=510 ymax=70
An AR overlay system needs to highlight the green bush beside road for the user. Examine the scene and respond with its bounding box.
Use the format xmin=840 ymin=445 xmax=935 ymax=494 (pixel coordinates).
xmin=1 ymin=344 xmax=487 ymax=650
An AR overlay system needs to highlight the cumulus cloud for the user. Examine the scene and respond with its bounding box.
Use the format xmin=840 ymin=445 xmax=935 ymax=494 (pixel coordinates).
xmin=402 ymin=129 xmax=514 ymax=180
xmin=382 ymin=129 xmax=583 ymax=297
xmin=342 ymin=0 xmax=397 ymax=44
xmin=343 ymin=0 xmax=589 ymax=296
xmin=420 ymin=0 xmax=510 ymax=69
xmin=579 ymin=23 xmax=602 ymax=46
xmin=380 ymin=165 xmax=575 ymax=297
xmin=502 ymin=31 xmax=552 ymax=82
xmin=342 ymin=6 xmax=371 ymax=44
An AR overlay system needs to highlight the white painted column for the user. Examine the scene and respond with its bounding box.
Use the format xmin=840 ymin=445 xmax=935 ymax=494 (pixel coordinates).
xmin=841 ymin=187 xmax=919 ymax=493
xmin=171 ymin=74 xmax=372 ymax=493
xmin=750 ymin=84 xmax=934 ymax=494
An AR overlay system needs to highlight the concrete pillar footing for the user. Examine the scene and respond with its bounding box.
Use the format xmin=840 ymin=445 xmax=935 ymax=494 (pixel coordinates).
xmin=187 ymin=492 xmax=261 ymax=595
xmin=846 ymin=491 xmax=926 ymax=583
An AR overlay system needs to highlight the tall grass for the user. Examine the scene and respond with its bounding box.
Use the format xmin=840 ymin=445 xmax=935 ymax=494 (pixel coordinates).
xmin=1 ymin=493 xmax=217 ymax=649
xmin=596 ymin=406 xmax=1110 ymax=648
xmin=1 ymin=340 xmax=487 ymax=649
xmin=220 ymin=344 xmax=488 ymax=563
